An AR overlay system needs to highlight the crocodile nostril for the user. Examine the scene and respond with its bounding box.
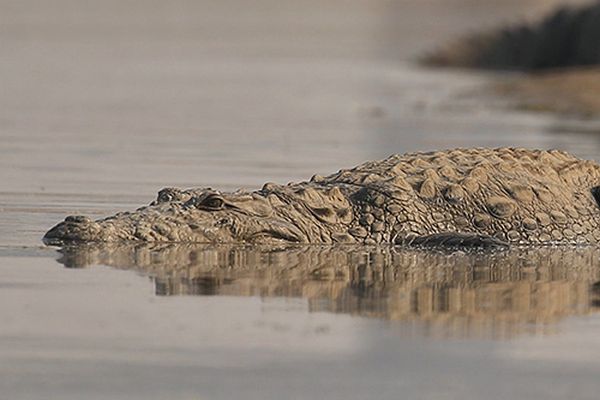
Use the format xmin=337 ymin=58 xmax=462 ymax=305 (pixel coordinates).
xmin=65 ymin=215 xmax=92 ymax=224
xmin=217 ymin=217 xmax=232 ymax=226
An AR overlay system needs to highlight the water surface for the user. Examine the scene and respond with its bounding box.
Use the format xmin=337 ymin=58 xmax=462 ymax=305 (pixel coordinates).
xmin=2 ymin=245 xmax=600 ymax=399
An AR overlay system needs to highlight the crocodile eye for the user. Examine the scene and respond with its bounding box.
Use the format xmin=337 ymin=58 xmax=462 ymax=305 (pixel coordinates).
xmin=201 ymin=195 xmax=225 ymax=210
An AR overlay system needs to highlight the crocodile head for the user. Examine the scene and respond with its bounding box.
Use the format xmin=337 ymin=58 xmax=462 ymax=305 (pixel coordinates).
xmin=44 ymin=185 xmax=353 ymax=245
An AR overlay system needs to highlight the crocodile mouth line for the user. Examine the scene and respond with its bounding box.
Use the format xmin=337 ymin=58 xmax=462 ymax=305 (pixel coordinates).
xmin=250 ymin=230 xmax=302 ymax=243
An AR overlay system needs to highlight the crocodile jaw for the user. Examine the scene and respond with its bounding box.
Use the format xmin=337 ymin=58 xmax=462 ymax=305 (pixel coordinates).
xmin=43 ymin=216 xmax=109 ymax=244
xmin=43 ymin=212 xmax=310 ymax=245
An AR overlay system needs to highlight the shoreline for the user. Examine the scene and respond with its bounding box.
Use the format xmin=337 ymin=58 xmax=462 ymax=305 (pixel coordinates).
xmin=492 ymin=67 xmax=600 ymax=118
xmin=420 ymin=1 xmax=600 ymax=119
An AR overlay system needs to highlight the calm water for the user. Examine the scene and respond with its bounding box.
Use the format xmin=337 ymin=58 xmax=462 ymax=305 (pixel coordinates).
xmin=2 ymin=0 xmax=600 ymax=399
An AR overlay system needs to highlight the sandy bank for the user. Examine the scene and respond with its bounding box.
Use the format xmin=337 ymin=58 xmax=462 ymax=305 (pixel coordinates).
xmin=494 ymin=67 xmax=600 ymax=117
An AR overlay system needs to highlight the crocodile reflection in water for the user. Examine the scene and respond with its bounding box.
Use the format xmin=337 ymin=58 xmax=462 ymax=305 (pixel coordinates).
xmin=55 ymin=244 xmax=600 ymax=338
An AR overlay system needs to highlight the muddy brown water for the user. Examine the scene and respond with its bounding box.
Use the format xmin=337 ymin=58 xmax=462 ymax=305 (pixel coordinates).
xmin=2 ymin=1 xmax=600 ymax=399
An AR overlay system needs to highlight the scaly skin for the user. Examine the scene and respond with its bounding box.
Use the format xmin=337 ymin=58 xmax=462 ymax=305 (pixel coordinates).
xmin=44 ymin=148 xmax=600 ymax=246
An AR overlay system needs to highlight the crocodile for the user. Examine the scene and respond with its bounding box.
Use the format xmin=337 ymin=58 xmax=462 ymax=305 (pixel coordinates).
xmin=43 ymin=147 xmax=600 ymax=247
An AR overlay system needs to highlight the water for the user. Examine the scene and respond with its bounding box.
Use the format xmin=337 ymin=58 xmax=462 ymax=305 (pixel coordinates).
xmin=2 ymin=245 xmax=600 ymax=399
xmin=2 ymin=0 xmax=600 ymax=398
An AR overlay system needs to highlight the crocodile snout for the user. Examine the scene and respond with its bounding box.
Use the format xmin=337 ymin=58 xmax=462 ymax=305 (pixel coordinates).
xmin=43 ymin=215 xmax=100 ymax=244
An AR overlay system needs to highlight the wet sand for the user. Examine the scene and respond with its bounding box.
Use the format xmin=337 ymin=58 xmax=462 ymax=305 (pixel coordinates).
xmin=2 ymin=1 xmax=600 ymax=399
